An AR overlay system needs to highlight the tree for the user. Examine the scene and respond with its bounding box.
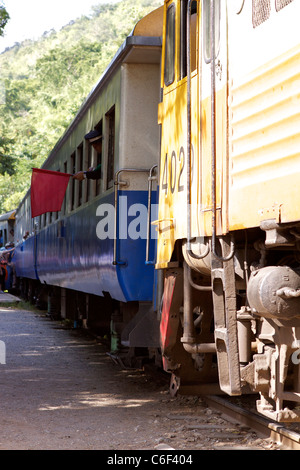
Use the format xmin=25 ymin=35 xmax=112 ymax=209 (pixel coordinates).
xmin=0 ymin=0 xmax=162 ymax=212
xmin=0 ymin=4 xmax=9 ymax=37
xmin=0 ymin=136 xmax=16 ymax=175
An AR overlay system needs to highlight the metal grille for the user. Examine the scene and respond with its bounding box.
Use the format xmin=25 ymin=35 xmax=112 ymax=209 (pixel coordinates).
xmin=275 ymin=0 xmax=293 ymax=12
xmin=252 ymin=0 xmax=271 ymax=28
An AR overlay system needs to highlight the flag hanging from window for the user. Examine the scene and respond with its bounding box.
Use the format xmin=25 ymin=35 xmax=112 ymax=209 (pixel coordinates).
xmin=31 ymin=168 xmax=72 ymax=218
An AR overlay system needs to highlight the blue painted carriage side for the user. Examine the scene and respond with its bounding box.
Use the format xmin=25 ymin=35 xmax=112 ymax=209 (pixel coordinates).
xmin=13 ymin=235 xmax=38 ymax=281
xmin=32 ymin=189 xmax=156 ymax=302
xmin=36 ymin=192 xmax=122 ymax=298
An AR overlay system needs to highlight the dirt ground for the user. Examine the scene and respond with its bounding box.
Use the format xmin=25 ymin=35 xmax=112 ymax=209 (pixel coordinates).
xmin=0 ymin=304 xmax=279 ymax=452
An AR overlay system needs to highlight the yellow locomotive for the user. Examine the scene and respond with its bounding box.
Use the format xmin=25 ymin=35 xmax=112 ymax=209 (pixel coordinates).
xmin=156 ymin=0 xmax=300 ymax=422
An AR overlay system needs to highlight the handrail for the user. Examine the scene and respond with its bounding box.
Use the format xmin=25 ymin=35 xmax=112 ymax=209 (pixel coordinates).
xmin=146 ymin=165 xmax=158 ymax=265
xmin=210 ymin=0 xmax=234 ymax=262
xmin=113 ymin=167 xmax=154 ymax=266
xmin=186 ymin=0 xmax=210 ymax=261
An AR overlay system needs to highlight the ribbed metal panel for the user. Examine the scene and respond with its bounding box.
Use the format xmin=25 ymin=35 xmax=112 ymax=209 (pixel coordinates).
xmin=230 ymin=45 xmax=300 ymax=190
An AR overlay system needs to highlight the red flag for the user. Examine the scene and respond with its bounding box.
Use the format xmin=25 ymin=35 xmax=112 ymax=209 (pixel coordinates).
xmin=31 ymin=168 xmax=71 ymax=218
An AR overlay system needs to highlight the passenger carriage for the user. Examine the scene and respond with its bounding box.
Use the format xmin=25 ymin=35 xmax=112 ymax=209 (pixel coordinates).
xmin=13 ymin=8 xmax=163 ymax=353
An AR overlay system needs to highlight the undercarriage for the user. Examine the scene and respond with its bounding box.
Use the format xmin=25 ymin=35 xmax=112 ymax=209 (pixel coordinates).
xmin=160 ymin=223 xmax=300 ymax=422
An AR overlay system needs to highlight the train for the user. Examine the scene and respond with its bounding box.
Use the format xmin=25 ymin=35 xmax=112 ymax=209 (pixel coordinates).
xmin=5 ymin=0 xmax=300 ymax=423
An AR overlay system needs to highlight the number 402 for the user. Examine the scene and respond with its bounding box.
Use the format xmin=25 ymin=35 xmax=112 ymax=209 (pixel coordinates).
xmin=161 ymin=146 xmax=194 ymax=194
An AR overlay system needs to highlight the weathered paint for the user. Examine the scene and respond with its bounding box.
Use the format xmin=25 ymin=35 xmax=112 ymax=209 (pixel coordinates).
xmin=156 ymin=0 xmax=228 ymax=268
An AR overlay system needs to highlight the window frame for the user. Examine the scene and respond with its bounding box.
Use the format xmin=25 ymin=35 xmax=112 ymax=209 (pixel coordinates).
xmin=179 ymin=0 xmax=197 ymax=80
xmin=106 ymin=106 xmax=115 ymax=190
xmin=94 ymin=120 xmax=103 ymax=196
xmin=70 ymin=152 xmax=76 ymax=211
xmin=77 ymin=143 xmax=84 ymax=207
xmin=164 ymin=2 xmax=176 ymax=86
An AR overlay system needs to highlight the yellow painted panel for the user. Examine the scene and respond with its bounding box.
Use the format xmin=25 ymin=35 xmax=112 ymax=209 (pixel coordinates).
xmin=156 ymin=78 xmax=190 ymax=267
xmin=200 ymin=87 xmax=228 ymax=236
xmin=156 ymin=81 xmax=228 ymax=267
xmin=229 ymin=44 xmax=300 ymax=230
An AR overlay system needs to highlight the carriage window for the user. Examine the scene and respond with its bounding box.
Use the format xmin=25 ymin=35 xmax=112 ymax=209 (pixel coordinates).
xmin=252 ymin=0 xmax=271 ymax=28
xmin=180 ymin=0 xmax=197 ymax=79
xmin=77 ymin=144 xmax=83 ymax=206
xmin=106 ymin=107 xmax=115 ymax=190
xmin=95 ymin=121 xmax=102 ymax=196
xmin=62 ymin=161 xmax=67 ymax=215
xmin=41 ymin=213 xmax=45 ymax=228
xmin=52 ymin=168 xmax=60 ymax=220
xmin=203 ymin=0 xmax=220 ymax=63
xmin=70 ymin=152 xmax=76 ymax=210
xmin=87 ymin=142 xmax=92 ymax=200
xmin=275 ymin=0 xmax=293 ymax=11
xmin=164 ymin=3 xmax=176 ymax=86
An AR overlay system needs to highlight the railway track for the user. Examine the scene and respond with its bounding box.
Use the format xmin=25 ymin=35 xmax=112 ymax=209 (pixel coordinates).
xmin=205 ymin=395 xmax=300 ymax=450
xmin=139 ymin=365 xmax=300 ymax=450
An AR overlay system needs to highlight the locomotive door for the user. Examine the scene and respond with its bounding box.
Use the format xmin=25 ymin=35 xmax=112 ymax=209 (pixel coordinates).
xmin=199 ymin=0 xmax=228 ymax=238
xmin=156 ymin=0 xmax=200 ymax=268
xmin=156 ymin=0 xmax=229 ymax=263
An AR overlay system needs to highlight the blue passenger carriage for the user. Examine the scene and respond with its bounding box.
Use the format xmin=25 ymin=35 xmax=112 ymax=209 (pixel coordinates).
xmin=13 ymin=7 xmax=164 ymax=360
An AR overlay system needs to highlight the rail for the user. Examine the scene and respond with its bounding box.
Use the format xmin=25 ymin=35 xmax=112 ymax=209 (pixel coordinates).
xmin=205 ymin=395 xmax=300 ymax=450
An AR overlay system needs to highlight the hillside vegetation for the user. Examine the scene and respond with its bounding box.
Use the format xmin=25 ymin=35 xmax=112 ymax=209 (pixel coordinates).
xmin=0 ymin=0 xmax=162 ymax=212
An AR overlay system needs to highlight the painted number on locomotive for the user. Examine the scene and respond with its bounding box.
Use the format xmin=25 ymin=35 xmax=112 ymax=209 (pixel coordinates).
xmin=161 ymin=146 xmax=194 ymax=195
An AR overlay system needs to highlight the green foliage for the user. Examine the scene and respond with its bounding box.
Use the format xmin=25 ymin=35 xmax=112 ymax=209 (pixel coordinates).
xmin=0 ymin=0 xmax=162 ymax=212
xmin=0 ymin=4 xmax=9 ymax=37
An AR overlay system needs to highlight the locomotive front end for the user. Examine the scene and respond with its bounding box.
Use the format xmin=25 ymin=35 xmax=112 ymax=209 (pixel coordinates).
xmin=157 ymin=0 xmax=300 ymax=422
